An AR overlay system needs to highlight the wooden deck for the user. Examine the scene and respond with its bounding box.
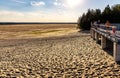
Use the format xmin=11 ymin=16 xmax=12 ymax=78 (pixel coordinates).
xmin=90 ymin=24 xmax=120 ymax=62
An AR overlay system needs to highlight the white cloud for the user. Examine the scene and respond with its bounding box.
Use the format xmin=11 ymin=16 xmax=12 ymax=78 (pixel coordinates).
xmin=53 ymin=2 xmax=58 ymax=6
xmin=64 ymin=0 xmax=85 ymax=9
xmin=31 ymin=1 xmax=45 ymax=6
xmin=53 ymin=2 xmax=61 ymax=6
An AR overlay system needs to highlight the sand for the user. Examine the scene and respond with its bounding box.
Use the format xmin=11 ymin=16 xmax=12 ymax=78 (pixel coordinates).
xmin=0 ymin=24 xmax=120 ymax=77
xmin=0 ymin=24 xmax=77 ymax=39
xmin=0 ymin=31 xmax=120 ymax=78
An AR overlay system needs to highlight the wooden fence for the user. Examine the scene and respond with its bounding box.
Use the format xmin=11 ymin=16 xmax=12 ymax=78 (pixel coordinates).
xmin=90 ymin=23 xmax=120 ymax=62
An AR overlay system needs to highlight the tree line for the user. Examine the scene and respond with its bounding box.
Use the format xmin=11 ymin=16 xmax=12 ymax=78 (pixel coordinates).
xmin=77 ymin=4 xmax=120 ymax=30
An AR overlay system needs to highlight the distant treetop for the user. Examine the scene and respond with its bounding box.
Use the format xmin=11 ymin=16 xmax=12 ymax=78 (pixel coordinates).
xmin=77 ymin=4 xmax=120 ymax=30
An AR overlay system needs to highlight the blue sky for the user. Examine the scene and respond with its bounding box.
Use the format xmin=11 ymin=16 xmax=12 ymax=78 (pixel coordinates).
xmin=0 ymin=0 xmax=120 ymax=22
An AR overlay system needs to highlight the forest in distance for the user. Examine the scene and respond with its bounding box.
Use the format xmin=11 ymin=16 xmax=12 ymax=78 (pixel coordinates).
xmin=78 ymin=4 xmax=120 ymax=30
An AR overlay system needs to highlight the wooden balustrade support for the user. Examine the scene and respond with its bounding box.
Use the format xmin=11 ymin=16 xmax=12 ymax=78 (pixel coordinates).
xmin=101 ymin=35 xmax=106 ymax=49
xmin=93 ymin=30 xmax=95 ymax=40
xmin=95 ymin=32 xmax=100 ymax=43
xmin=114 ymin=42 xmax=120 ymax=61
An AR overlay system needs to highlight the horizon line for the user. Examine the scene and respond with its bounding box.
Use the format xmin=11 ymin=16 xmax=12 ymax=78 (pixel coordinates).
xmin=0 ymin=22 xmax=77 ymax=25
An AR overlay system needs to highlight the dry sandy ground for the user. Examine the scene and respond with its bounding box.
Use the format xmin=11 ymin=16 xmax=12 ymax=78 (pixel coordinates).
xmin=0 ymin=24 xmax=77 ymax=39
xmin=0 ymin=24 xmax=120 ymax=78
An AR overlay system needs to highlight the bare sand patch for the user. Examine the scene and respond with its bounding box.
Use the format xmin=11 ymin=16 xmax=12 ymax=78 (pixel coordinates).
xmin=0 ymin=24 xmax=78 ymax=39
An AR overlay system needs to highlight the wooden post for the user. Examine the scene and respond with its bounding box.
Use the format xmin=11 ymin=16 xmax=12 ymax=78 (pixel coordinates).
xmin=101 ymin=35 xmax=106 ymax=49
xmin=113 ymin=42 xmax=120 ymax=61
xmin=93 ymin=30 xmax=95 ymax=40
xmin=90 ymin=29 xmax=93 ymax=38
xmin=98 ymin=34 xmax=101 ymax=40
xmin=95 ymin=32 xmax=97 ymax=39
xmin=95 ymin=32 xmax=99 ymax=43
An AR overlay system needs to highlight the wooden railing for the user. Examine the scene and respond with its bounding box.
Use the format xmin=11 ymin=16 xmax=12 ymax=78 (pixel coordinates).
xmin=91 ymin=23 xmax=120 ymax=37
xmin=90 ymin=24 xmax=120 ymax=62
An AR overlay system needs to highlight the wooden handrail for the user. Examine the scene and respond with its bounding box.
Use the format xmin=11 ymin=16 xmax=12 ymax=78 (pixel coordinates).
xmin=92 ymin=24 xmax=115 ymax=28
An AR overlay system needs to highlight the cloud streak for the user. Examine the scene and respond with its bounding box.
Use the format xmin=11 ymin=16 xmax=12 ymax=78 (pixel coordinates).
xmin=0 ymin=10 xmax=24 ymax=16
xmin=11 ymin=0 xmax=26 ymax=4
xmin=31 ymin=1 xmax=45 ymax=6
xmin=0 ymin=10 xmax=77 ymax=22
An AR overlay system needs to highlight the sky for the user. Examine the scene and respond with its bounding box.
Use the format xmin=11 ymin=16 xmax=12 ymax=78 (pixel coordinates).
xmin=0 ymin=0 xmax=120 ymax=22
